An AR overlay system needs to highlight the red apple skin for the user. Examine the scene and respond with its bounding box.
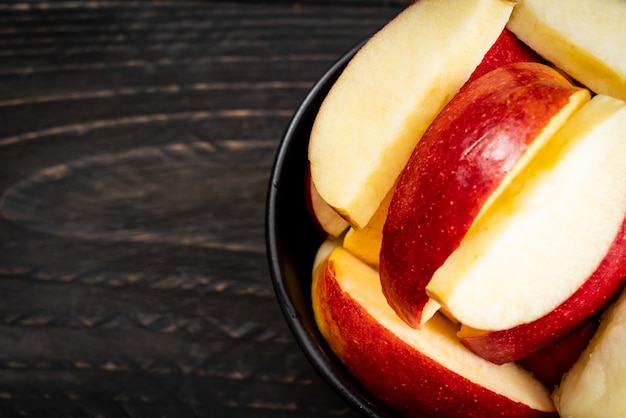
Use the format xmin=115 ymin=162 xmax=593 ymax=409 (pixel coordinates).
xmin=517 ymin=320 xmax=599 ymax=389
xmin=461 ymin=220 xmax=626 ymax=365
xmin=313 ymin=257 xmax=557 ymax=418
xmin=468 ymin=28 xmax=543 ymax=83
xmin=380 ymin=62 xmax=587 ymax=328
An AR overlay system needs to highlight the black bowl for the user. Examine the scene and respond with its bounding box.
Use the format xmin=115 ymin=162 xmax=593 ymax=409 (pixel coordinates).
xmin=265 ymin=41 xmax=400 ymax=418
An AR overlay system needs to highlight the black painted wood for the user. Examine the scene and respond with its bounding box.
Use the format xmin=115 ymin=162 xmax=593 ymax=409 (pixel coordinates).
xmin=0 ymin=1 xmax=410 ymax=417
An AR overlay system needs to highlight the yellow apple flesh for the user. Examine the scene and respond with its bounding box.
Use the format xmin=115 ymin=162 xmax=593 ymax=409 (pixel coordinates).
xmin=507 ymin=0 xmax=626 ymax=101
xmin=341 ymin=184 xmax=394 ymax=267
xmin=309 ymin=0 xmax=517 ymax=229
xmin=312 ymin=245 xmax=556 ymax=418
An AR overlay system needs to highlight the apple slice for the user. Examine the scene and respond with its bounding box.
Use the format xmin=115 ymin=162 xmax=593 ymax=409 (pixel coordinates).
xmin=309 ymin=0 xmax=524 ymax=230
xmin=304 ymin=165 xmax=349 ymax=237
xmin=507 ymin=0 xmax=626 ymax=101
xmin=380 ymin=62 xmax=589 ymax=329
xmin=459 ymin=216 xmax=626 ymax=365
xmin=342 ymin=184 xmax=394 ymax=267
xmin=428 ymin=94 xmax=626 ymax=328
xmin=553 ymin=287 xmax=626 ymax=418
xmin=312 ymin=245 xmax=557 ymax=418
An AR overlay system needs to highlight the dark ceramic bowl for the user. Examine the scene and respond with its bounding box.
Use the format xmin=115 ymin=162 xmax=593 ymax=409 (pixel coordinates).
xmin=265 ymin=41 xmax=399 ymax=418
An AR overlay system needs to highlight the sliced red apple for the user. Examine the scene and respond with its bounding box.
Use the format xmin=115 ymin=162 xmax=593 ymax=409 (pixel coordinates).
xmin=458 ymin=214 xmax=626 ymax=365
xmin=312 ymin=245 xmax=557 ymax=418
xmin=553 ymin=286 xmax=626 ymax=417
xmin=309 ymin=0 xmax=525 ymax=230
xmin=507 ymin=0 xmax=626 ymax=101
xmin=429 ymin=94 xmax=626 ymax=363
xmin=380 ymin=62 xmax=589 ymax=329
xmin=428 ymin=93 xmax=626 ymax=330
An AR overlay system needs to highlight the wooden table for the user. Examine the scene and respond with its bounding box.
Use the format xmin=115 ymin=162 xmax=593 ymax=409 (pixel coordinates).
xmin=0 ymin=1 xmax=410 ymax=416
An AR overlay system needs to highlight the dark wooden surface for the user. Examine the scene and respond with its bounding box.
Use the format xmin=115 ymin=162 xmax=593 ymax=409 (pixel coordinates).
xmin=0 ymin=1 xmax=413 ymax=417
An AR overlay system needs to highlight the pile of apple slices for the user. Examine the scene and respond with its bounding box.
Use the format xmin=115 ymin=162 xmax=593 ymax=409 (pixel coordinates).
xmin=307 ymin=0 xmax=626 ymax=417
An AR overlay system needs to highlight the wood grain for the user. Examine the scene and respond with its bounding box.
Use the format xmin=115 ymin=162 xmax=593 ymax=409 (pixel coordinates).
xmin=0 ymin=1 xmax=408 ymax=417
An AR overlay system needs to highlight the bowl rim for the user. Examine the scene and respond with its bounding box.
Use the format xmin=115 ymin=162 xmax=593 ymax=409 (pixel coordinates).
xmin=265 ymin=39 xmax=399 ymax=418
